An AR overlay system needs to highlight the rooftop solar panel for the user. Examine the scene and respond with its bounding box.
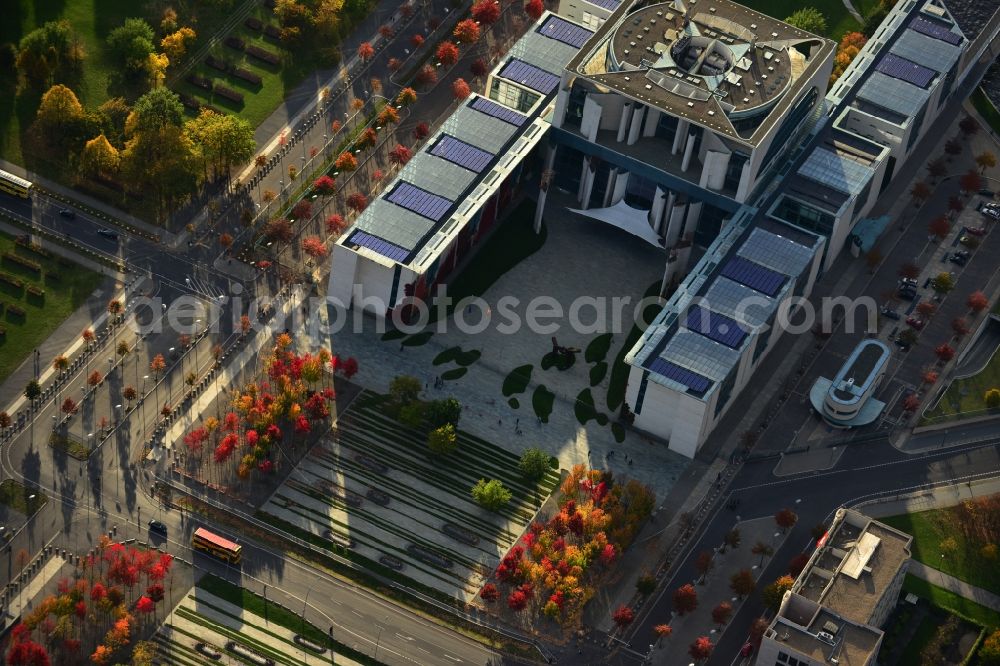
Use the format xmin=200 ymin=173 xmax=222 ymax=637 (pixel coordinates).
xmin=386 ymin=182 xmax=453 ymax=221
xmin=909 ymin=16 xmax=962 ymax=45
xmin=348 ymin=230 xmax=410 ymax=263
xmin=538 ymin=16 xmax=593 ymax=48
xmin=685 ymin=305 xmax=748 ymax=349
xmin=587 ymin=0 xmax=621 ymax=10
xmin=499 ymin=59 xmax=561 ymax=94
xmin=720 ymin=256 xmax=787 ymax=297
xmin=875 ymin=53 xmax=935 ymax=88
xmin=430 ymin=135 xmax=494 ymax=173
xmin=470 ymin=97 xmax=528 ymax=126
xmin=645 ymin=357 xmax=712 ymax=394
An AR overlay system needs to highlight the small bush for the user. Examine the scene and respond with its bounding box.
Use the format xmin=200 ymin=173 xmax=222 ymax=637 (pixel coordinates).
xmin=215 ymin=85 xmax=245 ymax=105
xmin=224 ymin=36 xmax=246 ymax=51
xmin=471 ymin=478 xmax=511 ymax=511
xmin=179 ymin=93 xmax=201 ymax=110
xmin=246 ymin=44 xmax=280 ymax=65
xmin=4 ymin=252 xmax=41 ymax=274
xmin=7 ymin=304 xmax=26 ymax=317
xmin=245 ymin=17 xmax=263 ymax=31
xmin=206 ymin=55 xmax=229 ymax=73
xmin=263 ymin=24 xmax=282 ymax=41
xmin=232 ymin=67 xmax=263 ymax=85
xmin=187 ymin=74 xmax=213 ymax=90
xmin=26 ymin=285 xmax=44 ymax=297
xmin=0 ymin=272 xmax=24 ymax=290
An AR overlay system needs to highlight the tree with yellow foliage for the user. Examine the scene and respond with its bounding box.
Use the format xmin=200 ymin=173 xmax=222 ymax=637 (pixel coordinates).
xmin=81 ymin=134 xmax=121 ymax=179
xmin=146 ymin=52 xmax=169 ymax=88
xmin=830 ymin=32 xmax=867 ymax=83
xmin=35 ymin=84 xmax=84 ymax=131
xmin=160 ymin=26 xmax=196 ymax=61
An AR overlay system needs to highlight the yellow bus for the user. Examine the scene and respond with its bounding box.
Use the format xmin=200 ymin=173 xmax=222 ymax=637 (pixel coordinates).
xmin=192 ymin=527 xmax=242 ymax=565
xmin=0 ymin=169 xmax=32 ymax=199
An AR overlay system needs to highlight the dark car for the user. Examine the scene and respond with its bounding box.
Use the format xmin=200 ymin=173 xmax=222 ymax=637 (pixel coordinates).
xmin=148 ymin=519 xmax=167 ymax=535
xmin=897 ymin=287 xmax=917 ymax=301
xmin=58 ymin=209 xmax=75 ymax=219
xmin=898 ymin=278 xmax=918 ymax=288
xmin=894 ymin=336 xmax=911 ymax=351
xmin=97 ymin=228 xmax=119 ymax=241
xmin=880 ymin=307 xmax=901 ymax=320
xmin=950 ymin=254 xmax=968 ymax=266
xmin=979 ymin=189 xmax=995 ymax=198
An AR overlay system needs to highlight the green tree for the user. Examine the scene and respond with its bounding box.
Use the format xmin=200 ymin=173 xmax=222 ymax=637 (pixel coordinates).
xmin=24 ymin=379 xmax=42 ymax=402
xmin=98 ymin=97 xmax=131 ymax=145
xmin=784 ymin=7 xmax=827 ymax=35
xmin=425 ymin=397 xmax=462 ymax=428
xmin=17 ymin=20 xmax=81 ymax=88
xmin=398 ymin=402 xmax=425 ymax=429
xmin=185 ymin=109 xmax=257 ymax=180
xmin=518 ymin=447 xmax=552 ymax=481
xmin=107 ymin=18 xmax=156 ymax=75
xmin=931 ymin=272 xmax=955 ymax=294
xmin=129 ymin=87 xmax=183 ymax=134
xmin=636 ymin=573 xmax=656 ymax=595
xmin=389 ymin=375 xmax=422 ymax=406
xmin=471 ymin=478 xmax=511 ymax=511
xmin=428 ymin=423 xmax=457 ymax=455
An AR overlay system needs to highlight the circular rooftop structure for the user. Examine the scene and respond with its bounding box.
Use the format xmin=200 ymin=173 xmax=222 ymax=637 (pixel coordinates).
xmin=607 ymin=2 xmax=800 ymax=117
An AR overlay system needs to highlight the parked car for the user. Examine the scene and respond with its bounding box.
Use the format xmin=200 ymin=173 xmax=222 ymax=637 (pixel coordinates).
xmin=979 ymin=189 xmax=995 ymax=198
xmin=966 ymin=226 xmax=987 ymax=236
xmin=740 ymin=642 xmax=755 ymax=658
xmin=58 ymin=209 xmax=75 ymax=219
xmin=899 ymin=278 xmax=918 ymax=287
xmin=906 ymin=316 xmax=926 ymax=330
xmin=148 ymin=520 xmax=167 ymax=535
xmin=894 ymin=336 xmax=911 ymax=351
xmin=880 ymin=307 xmax=902 ymax=320
xmin=897 ymin=287 xmax=917 ymax=301
xmin=981 ymin=207 xmax=1000 ymax=220
xmin=950 ymin=253 xmax=968 ymax=266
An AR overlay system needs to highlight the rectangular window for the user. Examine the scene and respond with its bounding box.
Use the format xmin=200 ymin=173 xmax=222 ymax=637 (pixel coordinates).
xmin=778 ymin=653 xmax=789 ymax=663
xmin=489 ymin=79 xmax=539 ymax=113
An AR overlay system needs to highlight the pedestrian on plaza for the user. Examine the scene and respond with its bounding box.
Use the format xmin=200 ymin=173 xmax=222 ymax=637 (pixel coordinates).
xmin=515 ymin=418 xmax=519 ymax=429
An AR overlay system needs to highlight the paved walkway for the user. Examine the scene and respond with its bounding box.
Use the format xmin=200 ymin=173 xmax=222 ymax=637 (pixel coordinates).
xmin=909 ymin=561 xmax=1000 ymax=612
xmin=3 ymin=554 xmax=66 ymax=624
xmin=858 ymin=474 xmax=1000 ymax=518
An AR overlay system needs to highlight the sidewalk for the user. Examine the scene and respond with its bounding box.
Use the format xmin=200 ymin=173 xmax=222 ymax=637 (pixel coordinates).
xmin=3 ymin=554 xmax=66 ymax=625
xmin=858 ymin=474 xmax=1000 ymax=518
xmin=909 ymin=561 xmax=1000 ymax=612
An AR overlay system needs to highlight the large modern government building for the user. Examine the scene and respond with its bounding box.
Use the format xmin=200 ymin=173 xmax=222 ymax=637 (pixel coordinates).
xmin=329 ymin=0 xmax=1000 ymax=458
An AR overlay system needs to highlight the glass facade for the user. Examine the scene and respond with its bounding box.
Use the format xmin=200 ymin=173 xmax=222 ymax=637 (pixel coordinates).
xmin=759 ymin=87 xmax=820 ymax=176
xmin=490 ymin=79 xmax=540 ymax=113
xmin=624 ymin=172 xmax=657 ymax=209
xmin=771 ymin=195 xmax=835 ymax=235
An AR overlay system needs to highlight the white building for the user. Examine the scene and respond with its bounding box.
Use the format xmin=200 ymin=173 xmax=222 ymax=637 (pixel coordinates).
xmin=759 ymin=508 xmax=912 ymax=666
xmin=809 ymin=339 xmax=891 ymax=427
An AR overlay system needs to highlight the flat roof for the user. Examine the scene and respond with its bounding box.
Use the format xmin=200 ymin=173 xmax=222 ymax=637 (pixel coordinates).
xmin=338 ymin=13 xmax=590 ymax=266
xmin=798 ymin=147 xmax=876 ymax=197
xmin=566 ymin=0 xmax=835 ymax=144
xmin=777 ymin=610 xmax=882 ymax=666
xmin=829 ymin=339 xmax=890 ymax=405
xmin=890 ymin=27 xmax=962 ymax=74
xmin=856 ymin=71 xmax=932 ymax=124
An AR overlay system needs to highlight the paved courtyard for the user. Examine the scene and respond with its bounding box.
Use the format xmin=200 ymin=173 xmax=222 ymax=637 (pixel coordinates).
xmin=321 ymin=194 xmax=691 ymax=499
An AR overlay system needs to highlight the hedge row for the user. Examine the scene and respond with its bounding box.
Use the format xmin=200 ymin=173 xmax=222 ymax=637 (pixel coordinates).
xmin=233 ymin=67 xmax=262 ymax=86
xmin=4 ymin=252 xmax=41 ymax=274
xmin=0 ymin=272 xmax=23 ymax=290
xmin=215 ymin=85 xmax=244 ymax=105
xmin=246 ymin=44 xmax=280 ymax=65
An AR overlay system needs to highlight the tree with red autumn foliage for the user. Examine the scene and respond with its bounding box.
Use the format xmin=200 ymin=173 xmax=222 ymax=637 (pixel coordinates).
xmin=415 ymin=64 xmax=437 ymax=86
xmin=377 ymin=106 xmax=399 ymax=126
xmin=775 ymin=508 xmax=798 ymax=533
xmin=346 ymin=192 xmax=368 ymax=213
xmin=730 ymin=569 xmax=756 ymax=599
xmin=436 ymin=41 xmax=459 ymax=66
xmin=525 ymin=0 xmax=544 ymax=19
xmin=325 ymin=214 xmax=346 ymax=235
xmin=291 ymin=200 xmax=313 ymax=220
xmin=911 ymin=181 xmax=931 ymax=206
xmin=357 ymin=42 xmax=375 ymax=61
xmin=916 ymin=301 xmax=937 ymax=317
xmin=411 ymin=34 xmax=424 ymax=49
xmin=712 ymin=601 xmax=732 ymax=627
xmin=952 ymin=318 xmax=970 ymax=337
xmin=301 ymin=236 xmax=328 ymax=260
xmin=929 ymin=215 xmax=950 ymax=240
xmin=454 ymin=19 xmax=481 ymax=43
xmin=922 ymin=369 xmax=940 ymax=385
xmin=87 ymin=371 xmax=103 ymax=387
xmin=313 ymin=175 xmax=336 ymax=195
xmin=413 ymin=122 xmax=430 ymax=141
xmin=969 ymin=291 xmax=989 ymax=313
xmin=470 ymin=58 xmax=488 ymax=78
xmin=387 ymin=57 xmax=402 ymax=72
xmin=653 ymin=624 xmax=672 ymax=645
xmin=935 ymin=343 xmax=955 ymax=362
xmin=689 ymin=636 xmax=714 ymax=662
xmin=902 ymin=393 xmax=921 ymax=412
xmin=898 ymin=262 xmax=920 ymax=279
xmin=612 ymin=605 xmax=635 ymax=629
xmin=672 ymin=583 xmax=698 ymax=615
xmin=473 ymin=0 xmax=502 ymax=24
xmin=378 ymin=24 xmax=394 ymax=39
xmin=480 ymin=583 xmax=500 ymax=602
xmin=961 ymin=169 xmax=983 ymax=194
xmin=264 ymin=218 xmax=293 ymax=244
xmin=694 ymin=550 xmax=713 ymax=581
xmin=389 ymin=144 xmax=413 ymax=166
xmin=507 ymin=589 xmax=529 ymax=611
xmin=60 ymin=397 xmax=77 ymax=415
xmin=452 ymin=77 xmax=471 ymax=100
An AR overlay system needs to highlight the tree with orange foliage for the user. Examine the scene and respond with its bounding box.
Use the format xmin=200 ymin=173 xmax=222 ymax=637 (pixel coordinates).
xmin=472 ymin=0 xmax=501 ymax=24
xmin=452 ymin=78 xmax=471 ymax=100
xmin=436 ymin=41 xmax=459 ymax=66
xmin=357 ymin=42 xmax=374 ymax=61
xmin=830 ymin=31 xmax=866 ymax=82
xmin=454 ymin=19 xmax=481 ymax=43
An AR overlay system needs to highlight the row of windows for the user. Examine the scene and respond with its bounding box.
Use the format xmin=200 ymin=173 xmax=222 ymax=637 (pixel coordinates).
xmin=772 ymin=195 xmax=835 ymax=235
xmin=776 ymin=651 xmax=809 ymax=666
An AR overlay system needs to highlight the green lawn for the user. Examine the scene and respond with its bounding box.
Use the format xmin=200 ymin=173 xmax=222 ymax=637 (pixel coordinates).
xmin=177 ymin=6 xmax=327 ymax=129
xmin=0 ymin=479 xmax=46 ymax=515
xmin=882 ymin=509 xmax=1000 ymax=594
xmin=903 ymin=575 xmax=1000 ymax=630
xmin=972 ymin=87 xmax=1000 ymax=137
xmin=735 ymin=0 xmax=862 ymax=39
xmin=923 ymin=336 xmax=1000 ymax=419
xmin=0 ymin=232 xmax=103 ymax=383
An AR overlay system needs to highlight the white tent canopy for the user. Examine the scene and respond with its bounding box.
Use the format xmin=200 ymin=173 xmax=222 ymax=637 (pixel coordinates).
xmin=568 ymin=200 xmax=663 ymax=247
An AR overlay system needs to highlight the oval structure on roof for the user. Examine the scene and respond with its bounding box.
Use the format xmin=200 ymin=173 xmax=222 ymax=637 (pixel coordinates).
xmin=810 ymin=338 xmax=891 ymax=427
